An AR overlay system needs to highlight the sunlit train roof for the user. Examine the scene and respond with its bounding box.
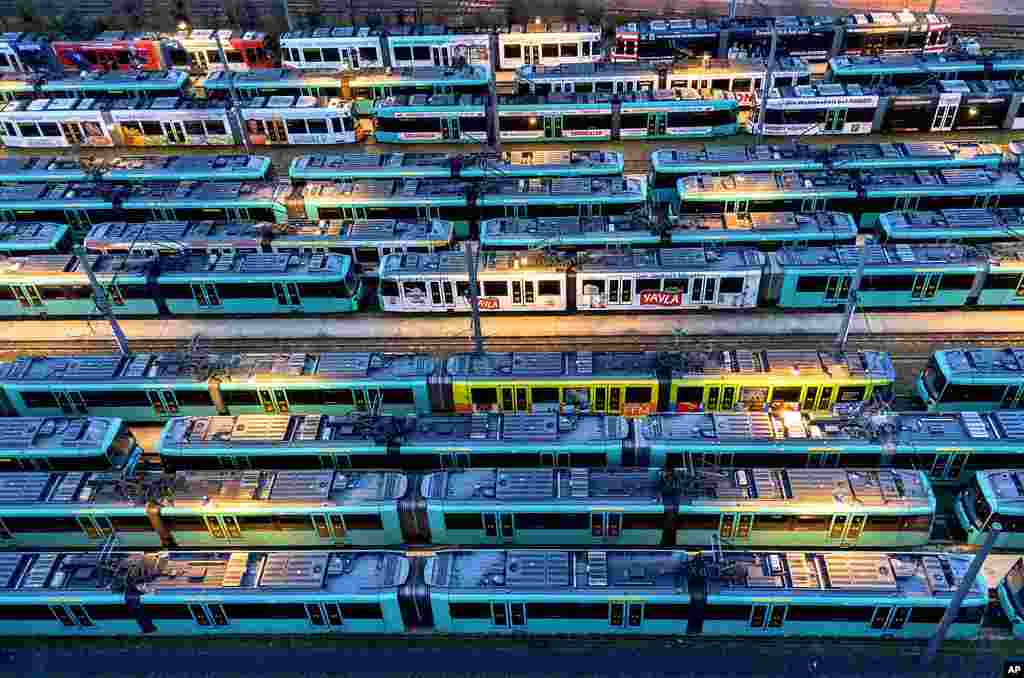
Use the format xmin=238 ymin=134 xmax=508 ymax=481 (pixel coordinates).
xmin=401 ymin=413 xmax=630 ymax=445
xmin=678 ymin=171 xmax=857 ymax=199
xmin=0 ymin=222 xmax=68 ymax=249
xmin=829 ymin=50 xmax=1024 ymax=74
xmin=0 ymin=156 xmax=89 ymax=182
xmin=0 ymin=253 xmax=153 ymax=281
xmin=773 ymin=244 xmax=984 ymax=268
xmin=842 ymin=11 xmax=950 ymax=29
xmin=445 ymin=351 xmax=660 ymax=378
xmin=516 ymin=61 xmax=658 ymax=81
xmin=349 ymin=65 xmax=488 ymax=85
xmin=120 ymin=180 xmax=291 ymax=206
xmin=85 ymin=221 xmax=264 ymax=252
xmin=101 ymin=155 xmax=271 ymax=181
xmin=302 ymin=178 xmax=471 ymax=203
xmin=375 ymin=93 xmax=484 ymax=109
xmin=652 ymin=144 xmax=824 ymax=173
xmin=479 ymin=176 xmax=646 ymax=201
xmin=932 ymin=348 xmax=1024 ymax=379
xmin=290 ymin=153 xmax=453 ymax=179
xmin=668 ymin=211 xmax=857 ymax=236
xmin=575 ymin=247 xmax=765 ymax=273
xmin=156 ymin=252 xmax=350 ymax=280
xmin=0 ymin=417 xmax=122 ymax=455
xmin=163 ymin=470 xmax=408 ymax=506
xmin=858 ymin=169 xmax=1024 ymax=195
xmin=334 ymin=219 xmax=453 ymax=246
xmin=459 ymin=150 xmax=624 ymax=178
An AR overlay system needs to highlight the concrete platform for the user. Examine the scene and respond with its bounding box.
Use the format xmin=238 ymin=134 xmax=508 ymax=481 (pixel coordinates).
xmin=4 ymin=310 xmax=1024 ymax=347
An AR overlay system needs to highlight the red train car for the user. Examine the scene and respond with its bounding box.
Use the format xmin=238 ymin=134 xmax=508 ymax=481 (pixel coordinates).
xmin=167 ymin=29 xmax=275 ymax=72
xmin=52 ymin=31 xmax=165 ymax=71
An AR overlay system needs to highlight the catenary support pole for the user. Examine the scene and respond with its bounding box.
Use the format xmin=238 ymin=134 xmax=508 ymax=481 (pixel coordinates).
xmin=754 ymin=26 xmax=777 ymax=145
xmin=74 ymin=246 xmax=130 ymax=355
xmin=465 ymin=240 xmax=484 ymax=354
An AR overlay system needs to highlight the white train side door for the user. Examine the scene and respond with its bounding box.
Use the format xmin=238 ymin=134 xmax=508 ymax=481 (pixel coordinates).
xmin=932 ymin=93 xmax=960 ymax=131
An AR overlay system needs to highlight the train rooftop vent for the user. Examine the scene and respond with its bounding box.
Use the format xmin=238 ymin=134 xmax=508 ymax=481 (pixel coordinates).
xmin=268 ymin=470 xmax=334 ymax=500
xmin=48 ymin=472 xmax=88 ymax=501
xmin=510 ymin=352 xmax=564 ymax=375
xmin=714 ymin=413 xmax=775 ymax=440
xmin=587 ymin=551 xmax=608 ymax=587
xmin=922 ymin=555 xmax=955 ymax=593
xmin=240 ymin=253 xmax=291 ymax=273
xmin=784 ymin=469 xmax=851 ymax=503
xmin=939 ymin=168 xmax=994 ymax=186
xmin=225 ymin=416 xmax=292 ymax=442
xmin=764 ymin=350 xmax=826 ymax=375
xmin=506 ymin=551 xmax=571 ymax=587
xmin=314 ymin=353 xmax=372 ymax=377
xmin=501 ymin=414 xmax=558 ymax=441
xmin=260 ymin=552 xmax=328 ymax=588
xmin=0 ymin=473 xmax=53 ymax=503
xmin=988 ymin=470 xmax=1024 ymax=501
xmin=787 ymin=554 xmax=821 ymax=589
xmin=0 ymin=553 xmax=23 ymax=588
xmin=705 ymin=146 xmax=749 ymax=162
xmin=495 ymin=469 xmax=555 ymax=499
xmin=905 ymin=142 xmax=952 ymax=159
xmin=819 ymin=553 xmax=897 ymax=591
xmin=470 ymin=413 xmax=494 ymax=440
xmin=570 ymin=468 xmax=589 ymax=498
xmin=575 ymin=352 xmax=593 ymax=376
xmin=20 ymin=553 xmax=58 ymax=588
xmin=960 ymin=411 xmax=991 ymax=438
xmin=993 ymin=411 xmax=1024 ymax=439
xmin=220 ymin=552 xmax=249 ymax=588
xmin=939 ymin=209 xmax=998 ymax=228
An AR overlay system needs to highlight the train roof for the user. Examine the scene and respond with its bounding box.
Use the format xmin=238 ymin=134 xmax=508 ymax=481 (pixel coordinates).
xmin=383 ymin=24 xmax=491 ymax=37
xmin=85 ymin=221 xmax=264 ymax=252
xmin=290 ymin=152 xmax=453 ymax=179
xmin=0 ymin=181 xmax=112 ymax=206
xmin=201 ymin=68 xmax=341 ymax=89
xmin=668 ymin=211 xmax=857 ymax=236
xmin=108 ymin=95 xmax=228 ymax=111
xmin=0 ymin=471 xmax=139 ymax=507
xmin=401 ymin=413 xmax=630 ymax=445
xmin=651 ymin=143 xmax=824 ymax=173
xmin=767 ymin=82 xmax=876 ymax=100
xmin=0 ymin=97 xmax=105 ymax=113
xmin=0 ymin=222 xmax=68 ymax=250
xmin=136 ymin=550 xmax=410 ymax=595
xmin=0 ymin=156 xmax=89 ymax=182
xmin=678 ymin=171 xmax=857 ymax=199
xmin=162 ymin=470 xmax=408 ymax=508
xmin=500 ymin=90 xmax=739 ymax=108
xmin=858 ymin=169 xmax=1024 ymax=195
xmin=302 ymin=178 xmax=470 ymax=204
xmin=501 ymin=22 xmax=599 ymax=35
xmin=0 ymin=417 xmax=123 ymax=456
xmin=666 ymin=56 xmax=808 ymax=75
xmin=171 ymin=29 xmax=266 ymax=43
xmin=444 ymin=351 xmax=660 ymax=378
xmin=662 ymin=348 xmax=893 ymax=379
xmin=878 ymin=208 xmax=1024 ymax=237
xmin=932 ymin=347 xmax=1024 ymax=379
xmin=829 ymin=49 xmax=1024 ymax=74
xmin=349 ymin=65 xmax=488 ymax=85
xmin=480 ymin=216 xmax=653 ymax=243
xmin=39 ymin=69 xmax=187 ymax=91
xmin=156 ymin=251 xmax=351 ymax=281
xmin=422 ymin=467 xmax=932 ymax=513
xmin=827 ymin=141 xmax=1004 ymax=170
xmin=773 ymin=243 xmax=984 ymax=269
xmin=575 ymin=247 xmax=765 ymax=273
xmin=460 ymin=150 xmax=624 ymax=178
xmin=0 ymin=551 xmax=138 ymax=596
xmin=0 ymin=352 xmax=437 ymax=386
xmin=335 ymin=218 xmax=453 ymax=246
xmin=375 ymin=93 xmax=483 ymax=110
xmin=516 ymin=61 xmax=658 ymax=81
xmin=0 ymin=253 xmax=154 ymax=282
xmin=281 ymin=25 xmax=382 ymax=39
xmin=479 ymin=176 xmax=646 ymax=202
xmin=120 ymin=180 xmax=291 ymax=206
xmin=616 ymin=18 xmax=727 ymax=37
xmin=240 ymin=95 xmax=351 ymax=113
xmin=380 ymin=249 xmax=568 ymax=277
xmin=842 ymin=11 xmax=950 ymax=29
xmin=426 ymin=549 xmax=983 ymax=603
xmin=101 ymin=154 xmax=271 ymax=181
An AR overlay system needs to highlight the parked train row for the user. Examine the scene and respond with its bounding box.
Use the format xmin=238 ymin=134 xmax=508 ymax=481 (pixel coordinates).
xmin=0 ymin=10 xmax=954 ymax=79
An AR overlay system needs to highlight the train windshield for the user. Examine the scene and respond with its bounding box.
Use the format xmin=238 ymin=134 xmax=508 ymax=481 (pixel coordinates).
xmin=966 ymin=475 xmax=992 ymax=529
xmin=342 ymin=267 xmax=359 ymax=297
xmin=1004 ymin=559 xmax=1024 ymax=616
xmin=921 ymin=356 xmax=947 ymax=400
xmin=110 ymin=424 xmax=137 ymax=460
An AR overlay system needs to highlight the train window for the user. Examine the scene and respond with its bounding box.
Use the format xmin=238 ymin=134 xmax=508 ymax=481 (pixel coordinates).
xmin=227 ymin=51 xmax=244 ymax=64
xmin=582 ymin=279 xmax=605 ymax=294
xmin=635 ymin=279 xmax=659 ymax=293
xmin=676 ymin=515 xmax=721 ymax=531
xmin=754 ymin=515 xmax=790 ymax=531
xmin=237 ymin=515 xmax=276 ymax=531
xmin=866 ymin=516 xmax=900 ymax=531
xmin=449 ymin=602 xmax=491 ymax=619
xmin=16 ymin=122 xmax=39 ymax=137
xmin=483 ymin=281 xmax=508 ymax=296
xmin=303 ymin=48 xmax=322 ymax=62
xmin=222 ymin=389 xmax=260 ymax=406
xmin=624 ymin=387 xmax=652 ymax=404
xmin=560 ymin=44 xmax=579 ymax=57
xmin=526 ymin=603 xmax=608 ymax=619
xmin=403 ymin=281 xmax=427 ymax=303
xmin=471 ymin=388 xmax=498 ymax=406
xmin=287 ymin=119 xmax=307 ymax=134
xmin=954 ymin=605 xmax=985 ymax=624
xmin=675 ymin=386 xmax=703 ymax=406
xmin=514 ymin=513 xmax=589 ymax=530
xmin=359 ymin=47 xmax=379 ymax=62
xmin=380 ymin=280 xmax=399 ymax=297
xmin=532 ymin=387 xmax=559 ymax=404
xmin=719 ymin=277 xmax=744 ymax=294
xmin=317 ymin=48 xmax=339 ymax=62
xmin=444 ymin=513 xmax=484 ymax=530
xmin=222 ymin=603 xmax=306 ymax=620
xmin=582 ymin=42 xmax=591 ymax=57
xmin=620 ymin=513 xmax=663 ymax=530
xmin=341 ymin=513 xmax=383 ymax=530
xmin=393 ymin=46 xmax=413 ymax=61
xmin=18 ymin=390 xmax=59 ymax=408
xmin=332 ymin=118 xmax=345 ymax=134
xmin=206 ymin=120 xmax=226 ymax=135
xmin=941 ymin=383 xmax=1009 ymax=403
xmin=836 ymin=386 xmax=866 ymax=402
xmin=787 ymin=605 xmax=872 ymax=622
xmin=38 ymin=122 xmax=59 ymax=137
xmin=381 ymin=388 xmax=414 ymax=404
xmin=140 ymin=121 xmax=162 ymax=135
xmin=792 ymin=515 xmax=828 ymax=532
xmin=504 ymin=44 xmax=521 ymax=59
xmin=110 ymin=516 xmax=154 ymax=532
xmin=175 ymin=389 xmax=214 ymax=406
xmin=663 ymin=277 xmax=688 ymax=293
xmin=796 ymin=276 xmax=829 ymax=293
xmin=643 ymin=604 xmax=688 ymax=620
xmin=340 ymin=603 xmax=382 ymax=619
xmin=704 ymin=605 xmax=752 ymax=621
xmin=771 ymin=387 xmax=801 ymax=403
xmin=542 ymin=44 xmax=558 ymax=58
xmin=307 ymin=119 xmax=328 ymax=134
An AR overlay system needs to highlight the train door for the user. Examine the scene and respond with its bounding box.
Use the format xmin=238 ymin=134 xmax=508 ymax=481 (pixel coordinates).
xmin=973 ymin=195 xmax=995 ymax=208
xmin=9 ymin=284 xmax=42 ymax=309
xmin=929 ymin=450 xmax=969 ymax=481
xmin=749 ymin=604 xmax=787 ymax=631
xmin=203 ymin=515 xmax=242 ymax=542
xmin=442 ymin=116 xmax=461 ymax=140
xmin=350 ymin=48 xmax=360 ymax=69
xmin=256 ymin=388 xmax=290 ymax=414
xmin=931 ymin=96 xmax=959 ymax=131
xmin=76 ymin=516 xmax=112 ymax=541
xmin=721 ymin=513 xmax=753 ymax=543
xmin=145 ymin=390 xmax=179 ymax=416
xmin=1001 ymin=385 xmax=1023 ymax=408
xmin=266 ymin=118 xmax=287 ymax=143
xmin=272 ymin=282 xmax=302 ymax=308
xmin=689 ymin=277 xmax=717 ymax=306
xmin=723 ymin=200 xmax=749 ymax=213
xmin=799 ymin=198 xmax=825 ymax=212
xmin=528 ymin=45 xmax=540 ymax=65
xmin=827 ymin=513 xmax=865 ymax=545
xmin=544 ymin=115 xmax=563 ymax=139
xmin=218 ymin=455 xmax=251 ymax=469
xmin=824 ymin=275 xmax=851 ymax=302
xmin=192 ymin=50 xmax=209 ymax=72
xmin=540 ymin=449 xmax=569 ymax=466
xmin=824 ymin=108 xmax=846 ymax=132
xmin=163 ymin=121 xmax=186 ymax=144
xmin=605 ymin=278 xmax=633 ymax=308
xmin=869 ymin=606 xmax=910 ymax=633
xmin=647 ymin=112 xmax=667 ymax=137
xmin=911 ymin=273 xmax=940 ymax=300
xmin=893 ymin=197 xmax=919 ymax=211
xmin=51 ymin=390 xmax=87 ymax=415
xmin=190 ymin=283 xmax=222 ymax=308
xmin=499 ymin=385 xmax=529 ymax=413
xmin=590 ymin=511 xmax=623 ymax=542
xmin=60 ymin=122 xmax=85 ymax=144
xmin=807 ymin=449 xmax=840 ymax=467
xmin=432 ymin=46 xmax=450 ymax=68
xmin=440 ymin=450 xmax=471 ymax=468
xmin=482 ymin=512 xmax=515 ymax=541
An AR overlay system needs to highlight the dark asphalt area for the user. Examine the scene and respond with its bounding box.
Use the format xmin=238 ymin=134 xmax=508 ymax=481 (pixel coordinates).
xmin=0 ymin=637 xmax=1015 ymax=677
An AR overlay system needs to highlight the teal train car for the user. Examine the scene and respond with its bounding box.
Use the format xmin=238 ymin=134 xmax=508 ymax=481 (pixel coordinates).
xmin=877 ymin=208 xmax=1024 ymax=244
xmin=100 ymin=154 xmax=272 ymax=182
xmin=458 ymin=150 xmax=624 ymax=179
xmin=767 ymin=244 xmax=984 ymax=309
xmin=119 ymin=180 xmax=292 ymax=225
xmin=373 ymin=94 xmax=487 ymax=144
xmin=918 ymin=348 xmax=1024 ymax=412
xmin=422 ymin=467 xmax=933 ymax=548
xmin=348 ymin=65 xmax=490 ymax=116
xmin=0 ymin=548 xmax=985 ymax=638
xmin=674 ymin=171 xmax=858 ymax=218
xmin=0 ymin=222 xmax=70 ymax=254
xmin=290 ymin=152 xmax=455 ymax=181
xmin=302 ymin=178 xmax=473 ymax=238
xmin=497 ymin=94 xmax=613 ymax=142
xmin=826 ymin=141 xmax=1004 ymax=172
xmin=0 ymin=417 xmax=138 ymax=471
xmin=0 ymin=182 xmax=118 ymax=240
xmin=996 ymin=557 xmax=1024 ymax=639
xmin=199 ymin=68 xmax=342 ymax=102
xmin=84 ymin=221 xmax=266 ymax=257
xmin=478 ymin=176 xmax=647 ymax=220
xmin=426 ymin=548 xmax=986 ymax=638
xmin=955 ymin=470 xmax=1024 ymax=549
xmin=0 ymin=352 xmax=438 ymax=423
xmin=826 ymin=51 xmax=1024 ymax=87
xmin=0 ymin=156 xmax=90 ymax=182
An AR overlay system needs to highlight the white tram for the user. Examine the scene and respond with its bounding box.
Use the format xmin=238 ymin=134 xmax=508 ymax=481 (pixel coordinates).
xmin=280 ymin=27 xmax=386 ymax=71
xmin=497 ymin=23 xmax=602 ymax=70
xmin=240 ymin=96 xmax=357 ymax=145
xmin=0 ymin=98 xmax=113 ymax=148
